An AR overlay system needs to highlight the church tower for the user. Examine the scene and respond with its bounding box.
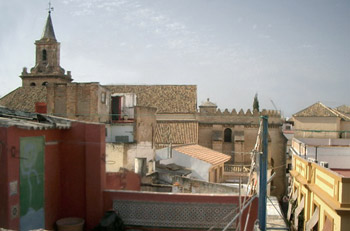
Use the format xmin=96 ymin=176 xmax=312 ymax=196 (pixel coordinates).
xmin=20 ymin=9 xmax=72 ymax=86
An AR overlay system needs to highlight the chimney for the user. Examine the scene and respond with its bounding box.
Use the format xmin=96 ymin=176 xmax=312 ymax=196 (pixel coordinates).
xmin=134 ymin=157 xmax=147 ymax=176
xmin=35 ymin=102 xmax=47 ymax=114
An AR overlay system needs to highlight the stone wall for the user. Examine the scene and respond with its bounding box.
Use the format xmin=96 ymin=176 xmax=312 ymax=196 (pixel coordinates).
xmin=294 ymin=116 xmax=341 ymax=138
xmin=46 ymin=82 xmax=109 ymax=122
xmin=134 ymin=106 xmax=157 ymax=143
xmin=197 ymin=108 xmax=286 ymax=199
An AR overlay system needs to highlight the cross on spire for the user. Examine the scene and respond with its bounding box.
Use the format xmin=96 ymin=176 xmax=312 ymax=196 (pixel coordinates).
xmin=47 ymin=1 xmax=54 ymax=14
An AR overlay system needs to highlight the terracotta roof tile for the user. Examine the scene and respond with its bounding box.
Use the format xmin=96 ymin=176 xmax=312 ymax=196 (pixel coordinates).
xmin=0 ymin=87 xmax=47 ymax=113
xmin=155 ymin=121 xmax=198 ymax=148
xmin=173 ymin=144 xmax=231 ymax=165
xmin=104 ymin=85 xmax=197 ymax=113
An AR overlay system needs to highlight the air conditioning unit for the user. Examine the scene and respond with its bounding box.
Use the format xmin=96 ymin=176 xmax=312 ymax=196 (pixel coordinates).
xmin=308 ymin=158 xmax=317 ymax=163
xmin=320 ymin=161 xmax=329 ymax=168
xmin=115 ymin=136 xmax=129 ymax=143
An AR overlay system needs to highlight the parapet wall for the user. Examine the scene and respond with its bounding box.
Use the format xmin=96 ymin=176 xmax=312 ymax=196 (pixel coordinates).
xmin=200 ymin=108 xmax=281 ymax=117
xmin=198 ymin=108 xmax=283 ymax=125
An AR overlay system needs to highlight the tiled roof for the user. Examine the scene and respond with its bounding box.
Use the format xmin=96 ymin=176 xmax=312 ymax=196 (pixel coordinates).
xmin=293 ymin=102 xmax=350 ymax=121
xmin=173 ymin=144 xmax=231 ymax=165
xmin=0 ymin=87 xmax=47 ymax=113
xmin=105 ymin=85 xmax=197 ymax=113
xmin=336 ymin=105 xmax=350 ymax=115
xmin=154 ymin=121 xmax=198 ymax=148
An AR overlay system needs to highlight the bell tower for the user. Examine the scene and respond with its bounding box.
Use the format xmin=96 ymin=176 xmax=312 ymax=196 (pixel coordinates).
xmin=21 ymin=7 xmax=72 ymax=86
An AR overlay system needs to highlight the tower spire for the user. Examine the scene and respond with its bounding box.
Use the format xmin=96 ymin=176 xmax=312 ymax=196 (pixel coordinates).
xmin=47 ymin=1 xmax=54 ymax=14
xmin=20 ymin=2 xmax=72 ymax=87
xmin=41 ymin=2 xmax=56 ymax=40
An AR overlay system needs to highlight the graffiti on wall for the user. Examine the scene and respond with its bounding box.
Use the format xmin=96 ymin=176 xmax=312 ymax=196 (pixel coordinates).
xmin=20 ymin=136 xmax=45 ymax=230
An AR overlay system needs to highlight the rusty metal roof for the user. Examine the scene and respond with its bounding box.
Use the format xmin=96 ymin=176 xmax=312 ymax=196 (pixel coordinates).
xmin=0 ymin=106 xmax=71 ymax=130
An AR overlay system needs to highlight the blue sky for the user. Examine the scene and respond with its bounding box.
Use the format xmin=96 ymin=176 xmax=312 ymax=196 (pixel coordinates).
xmin=0 ymin=0 xmax=349 ymax=117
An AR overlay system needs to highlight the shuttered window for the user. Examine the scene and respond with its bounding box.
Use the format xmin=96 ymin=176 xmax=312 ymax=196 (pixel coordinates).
xmin=294 ymin=197 xmax=305 ymax=230
xmin=305 ymin=207 xmax=319 ymax=231
xmin=322 ymin=215 xmax=333 ymax=231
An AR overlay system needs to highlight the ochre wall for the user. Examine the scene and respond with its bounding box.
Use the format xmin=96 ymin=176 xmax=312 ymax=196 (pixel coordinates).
xmin=294 ymin=117 xmax=341 ymax=138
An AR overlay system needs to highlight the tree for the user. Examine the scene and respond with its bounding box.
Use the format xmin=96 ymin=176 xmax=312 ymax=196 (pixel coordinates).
xmin=253 ymin=93 xmax=259 ymax=112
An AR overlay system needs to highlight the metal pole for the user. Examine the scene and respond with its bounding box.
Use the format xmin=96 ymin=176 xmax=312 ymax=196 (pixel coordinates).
xmin=238 ymin=176 xmax=242 ymax=231
xmin=315 ymin=146 xmax=318 ymax=162
xmin=222 ymin=194 xmax=258 ymax=231
xmin=258 ymin=116 xmax=268 ymax=231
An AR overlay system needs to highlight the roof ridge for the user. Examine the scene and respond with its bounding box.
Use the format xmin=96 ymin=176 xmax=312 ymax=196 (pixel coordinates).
xmin=293 ymin=102 xmax=335 ymax=117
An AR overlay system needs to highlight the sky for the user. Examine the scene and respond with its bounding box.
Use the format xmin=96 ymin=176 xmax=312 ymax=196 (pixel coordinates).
xmin=0 ymin=0 xmax=349 ymax=117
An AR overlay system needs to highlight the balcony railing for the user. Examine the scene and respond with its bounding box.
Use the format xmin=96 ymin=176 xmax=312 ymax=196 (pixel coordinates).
xmin=224 ymin=164 xmax=251 ymax=173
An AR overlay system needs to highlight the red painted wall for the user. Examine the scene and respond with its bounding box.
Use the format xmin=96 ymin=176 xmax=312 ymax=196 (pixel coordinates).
xmin=83 ymin=123 xmax=106 ymax=230
xmin=0 ymin=128 xmax=9 ymax=228
xmin=0 ymin=122 xmax=106 ymax=230
xmin=0 ymin=126 xmax=63 ymax=229
xmin=103 ymin=190 xmax=259 ymax=231
xmin=106 ymin=171 xmax=141 ymax=191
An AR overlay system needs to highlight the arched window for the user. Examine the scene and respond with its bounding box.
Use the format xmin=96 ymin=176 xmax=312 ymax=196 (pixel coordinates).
xmin=224 ymin=128 xmax=232 ymax=142
xmin=42 ymin=82 xmax=48 ymax=86
xmin=42 ymin=49 xmax=47 ymax=61
xmin=30 ymin=82 xmax=36 ymax=86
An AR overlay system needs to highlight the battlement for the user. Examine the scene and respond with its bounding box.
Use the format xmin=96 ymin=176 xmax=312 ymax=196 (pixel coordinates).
xmin=200 ymin=108 xmax=281 ymax=117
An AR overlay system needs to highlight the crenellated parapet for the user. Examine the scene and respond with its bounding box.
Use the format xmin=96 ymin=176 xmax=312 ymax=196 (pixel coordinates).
xmin=200 ymin=107 xmax=281 ymax=117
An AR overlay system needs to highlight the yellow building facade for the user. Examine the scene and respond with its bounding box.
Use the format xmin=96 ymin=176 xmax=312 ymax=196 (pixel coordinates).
xmin=289 ymin=147 xmax=350 ymax=230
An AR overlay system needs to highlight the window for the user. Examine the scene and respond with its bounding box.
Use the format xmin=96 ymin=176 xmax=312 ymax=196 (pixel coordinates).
xmin=42 ymin=49 xmax=47 ymax=61
xmin=305 ymin=204 xmax=319 ymax=231
xmin=42 ymin=82 xmax=48 ymax=86
xmin=323 ymin=214 xmax=333 ymax=231
xmin=111 ymin=93 xmax=137 ymax=121
xmin=294 ymin=195 xmax=305 ymax=231
xmin=219 ymin=167 xmax=223 ymax=180
xmin=111 ymin=96 xmax=122 ymax=121
xmin=30 ymin=82 xmax=36 ymax=86
xmin=214 ymin=168 xmax=218 ymax=182
xmin=224 ymin=128 xmax=232 ymax=142
xmin=101 ymin=92 xmax=106 ymax=104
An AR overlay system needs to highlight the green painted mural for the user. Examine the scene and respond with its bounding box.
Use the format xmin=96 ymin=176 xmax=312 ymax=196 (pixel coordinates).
xmin=20 ymin=136 xmax=45 ymax=230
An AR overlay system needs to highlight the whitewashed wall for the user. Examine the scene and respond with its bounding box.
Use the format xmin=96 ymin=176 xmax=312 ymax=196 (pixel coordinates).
xmin=156 ymin=148 xmax=212 ymax=181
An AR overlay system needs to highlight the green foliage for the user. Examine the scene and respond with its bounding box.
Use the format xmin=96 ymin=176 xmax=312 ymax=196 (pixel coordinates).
xmin=253 ymin=93 xmax=259 ymax=112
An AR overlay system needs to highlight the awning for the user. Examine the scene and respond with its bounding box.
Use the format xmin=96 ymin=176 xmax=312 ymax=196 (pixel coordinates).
xmin=294 ymin=197 xmax=305 ymax=229
xmin=305 ymin=207 xmax=319 ymax=231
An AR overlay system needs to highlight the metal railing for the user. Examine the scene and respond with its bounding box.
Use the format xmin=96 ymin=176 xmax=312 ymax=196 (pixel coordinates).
xmin=224 ymin=164 xmax=251 ymax=173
